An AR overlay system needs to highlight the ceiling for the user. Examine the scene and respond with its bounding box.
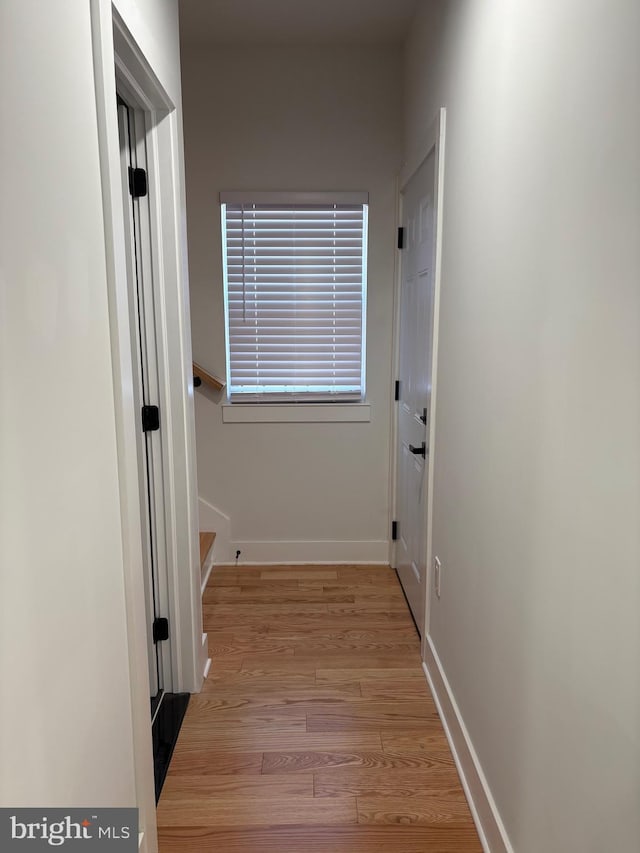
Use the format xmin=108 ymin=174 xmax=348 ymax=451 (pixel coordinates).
xmin=179 ymin=0 xmax=422 ymax=47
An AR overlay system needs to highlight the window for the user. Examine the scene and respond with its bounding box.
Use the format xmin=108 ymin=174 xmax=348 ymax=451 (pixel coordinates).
xmin=221 ymin=191 xmax=368 ymax=402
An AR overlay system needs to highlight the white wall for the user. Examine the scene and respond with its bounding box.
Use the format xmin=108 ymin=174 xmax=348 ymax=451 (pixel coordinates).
xmin=0 ymin=0 xmax=186 ymax=826
xmin=182 ymin=44 xmax=402 ymax=562
xmin=405 ymin=2 xmax=640 ymax=851
xmin=114 ymin=0 xmax=182 ymax=102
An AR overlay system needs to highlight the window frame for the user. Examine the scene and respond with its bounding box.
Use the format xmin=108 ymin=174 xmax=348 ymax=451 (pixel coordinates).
xmin=220 ymin=191 xmax=369 ymax=405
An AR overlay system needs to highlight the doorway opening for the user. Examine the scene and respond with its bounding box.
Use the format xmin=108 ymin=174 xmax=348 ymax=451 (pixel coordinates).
xmin=116 ymin=94 xmax=190 ymax=800
xmin=91 ymin=7 xmax=205 ymax=841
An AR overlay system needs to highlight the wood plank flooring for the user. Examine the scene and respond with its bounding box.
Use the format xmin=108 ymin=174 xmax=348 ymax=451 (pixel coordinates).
xmin=157 ymin=565 xmax=482 ymax=852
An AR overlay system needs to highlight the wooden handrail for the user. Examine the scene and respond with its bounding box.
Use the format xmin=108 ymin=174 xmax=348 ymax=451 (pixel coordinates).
xmin=193 ymin=362 xmax=225 ymax=392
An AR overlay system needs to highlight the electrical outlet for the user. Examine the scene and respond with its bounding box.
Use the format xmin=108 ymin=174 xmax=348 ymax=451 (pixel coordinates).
xmin=434 ymin=556 xmax=441 ymax=599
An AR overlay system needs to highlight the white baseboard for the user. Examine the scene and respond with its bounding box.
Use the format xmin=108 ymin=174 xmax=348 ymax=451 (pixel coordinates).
xmin=201 ymin=563 xmax=213 ymax=595
xmin=196 ymin=632 xmax=210 ymax=690
xmin=423 ymin=635 xmax=513 ymax=853
xmin=201 ymin=551 xmax=215 ymax=595
xmin=225 ymin=539 xmax=389 ymax=565
xmin=202 ymin=656 xmax=211 ymax=680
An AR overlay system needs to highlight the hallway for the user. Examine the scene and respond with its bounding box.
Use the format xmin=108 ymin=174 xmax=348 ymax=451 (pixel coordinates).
xmin=157 ymin=565 xmax=482 ymax=851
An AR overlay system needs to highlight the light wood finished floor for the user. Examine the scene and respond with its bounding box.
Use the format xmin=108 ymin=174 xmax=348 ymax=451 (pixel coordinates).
xmin=157 ymin=565 xmax=482 ymax=852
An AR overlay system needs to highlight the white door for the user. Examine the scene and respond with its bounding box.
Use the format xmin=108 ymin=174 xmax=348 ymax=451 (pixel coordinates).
xmin=395 ymin=150 xmax=438 ymax=634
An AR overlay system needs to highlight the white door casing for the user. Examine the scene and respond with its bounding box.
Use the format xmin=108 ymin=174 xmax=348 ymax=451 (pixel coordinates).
xmin=393 ymin=109 xmax=446 ymax=639
xmin=117 ymin=102 xmax=173 ymax=703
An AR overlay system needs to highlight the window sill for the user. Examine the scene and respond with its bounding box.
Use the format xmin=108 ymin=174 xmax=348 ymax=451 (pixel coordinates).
xmin=221 ymin=403 xmax=371 ymax=424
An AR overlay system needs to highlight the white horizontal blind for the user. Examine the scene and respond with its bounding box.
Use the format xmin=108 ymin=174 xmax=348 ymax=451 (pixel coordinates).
xmin=221 ymin=196 xmax=368 ymax=401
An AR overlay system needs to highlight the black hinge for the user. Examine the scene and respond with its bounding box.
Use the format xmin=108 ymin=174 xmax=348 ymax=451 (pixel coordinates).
xmin=392 ymin=520 xmax=398 ymax=541
xmin=153 ymin=617 xmax=169 ymax=644
xmin=128 ymin=166 xmax=147 ymax=198
xmin=141 ymin=405 xmax=160 ymax=432
xmin=394 ymin=380 xmax=400 ymax=401
xmin=397 ymin=226 xmax=405 ymax=250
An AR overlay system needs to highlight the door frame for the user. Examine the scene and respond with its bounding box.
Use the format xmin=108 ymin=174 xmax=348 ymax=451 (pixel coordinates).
xmin=90 ymin=4 xmax=204 ymax=851
xmin=390 ymin=108 xmax=447 ymax=650
xmin=117 ymin=99 xmax=175 ymax=707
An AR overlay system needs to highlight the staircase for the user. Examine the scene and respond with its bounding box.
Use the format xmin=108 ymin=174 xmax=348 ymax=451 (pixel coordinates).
xmin=199 ymin=531 xmax=216 ymax=592
xmin=198 ymin=531 xmax=216 ymax=683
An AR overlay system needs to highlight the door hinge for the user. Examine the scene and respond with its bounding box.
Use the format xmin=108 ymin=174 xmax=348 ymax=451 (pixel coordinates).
xmin=397 ymin=226 xmax=405 ymax=250
xmin=141 ymin=405 xmax=160 ymax=432
xmin=153 ymin=617 xmax=169 ymax=644
xmin=394 ymin=380 xmax=400 ymax=401
xmin=128 ymin=166 xmax=147 ymax=198
xmin=392 ymin=520 xmax=398 ymax=541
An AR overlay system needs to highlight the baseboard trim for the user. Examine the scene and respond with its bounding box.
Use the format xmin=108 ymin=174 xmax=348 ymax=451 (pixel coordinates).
xmin=216 ymin=560 xmax=390 ymax=567
xmin=201 ymin=559 xmax=214 ymax=595
xmin=196 ymin=631 xmax=210 ymax=690
xmin=202 ymin=656 xmax=211 ymax=680
xmin=423 ymin=635 xmax=513 ymax=853
xmin=227 ymin=539 xmax=389 ymax=564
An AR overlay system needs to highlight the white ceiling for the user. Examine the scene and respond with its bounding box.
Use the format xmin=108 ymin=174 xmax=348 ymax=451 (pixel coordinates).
xmin=179 ymin=0 xmax=422 ymax=47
